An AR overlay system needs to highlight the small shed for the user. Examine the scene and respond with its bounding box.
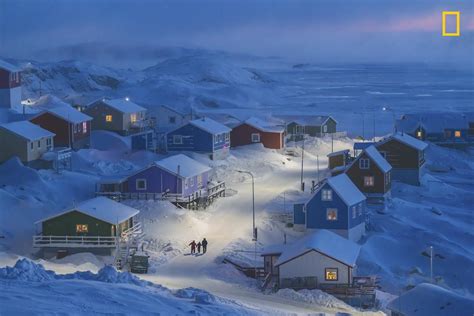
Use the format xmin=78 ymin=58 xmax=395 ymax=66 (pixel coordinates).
xmin=0 ymin=121 xmax=55 ymax=165
xmin=345 ymin=145 xmax=392 ymax=198
xmin=30 ymin=106 xmax=92 ymax=150
xmin=166 ymin=117 xmax=231 ymax=160
xmin=299 ymin=174 xmax=367 ymax=241
xmin=265 ymin=230 xmax=361 ymax=290
xmin=231 ymin=117 xmax=285 ymax=150
xmin=327 ymin=149 xmax=351 ymax=175
xmin=375 ymin=132 xmax=428 ymax=186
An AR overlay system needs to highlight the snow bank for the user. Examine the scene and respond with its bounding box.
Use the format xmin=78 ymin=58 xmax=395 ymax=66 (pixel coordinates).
xmin=0 ymin=259 xmax=55 ymax=282
xmin=276 ymin=288 xmax=353 ymax=311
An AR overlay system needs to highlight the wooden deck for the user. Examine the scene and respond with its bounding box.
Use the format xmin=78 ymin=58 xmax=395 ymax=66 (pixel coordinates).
xmin=33 ymin=235 xmax=117 ymax=248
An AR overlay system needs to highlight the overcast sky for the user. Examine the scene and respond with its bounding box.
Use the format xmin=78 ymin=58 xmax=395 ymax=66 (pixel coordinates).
xmin=0 ymin=0 xmax=473 ymax=63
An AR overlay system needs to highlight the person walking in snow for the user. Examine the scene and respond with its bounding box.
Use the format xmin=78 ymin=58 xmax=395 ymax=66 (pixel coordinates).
xmin=196 ymin=242 xmax=202 ymax=254
xmin=189 ymin=240 xmax=196 ymax=254
xmin=201 ymin=238 xmax=208 ymax=254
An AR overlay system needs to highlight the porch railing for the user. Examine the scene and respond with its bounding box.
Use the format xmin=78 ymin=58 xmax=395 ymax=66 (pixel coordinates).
xmin=33 ymin=235 xmax=117 ymax=248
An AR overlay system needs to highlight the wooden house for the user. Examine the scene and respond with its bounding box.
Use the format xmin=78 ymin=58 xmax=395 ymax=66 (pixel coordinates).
xmin=85 ymin=98 xmax=150 ymax=135
xmin=0 ymin=59 xmax=22 ymax=112
xmin=0 ymin=121 xmax=55 ymax=165
xmin=231 ymin=117 xmax=285 ymax=150
xmin=156 ymin=104 xmax=193 ymax=132
xmin=395 ymin=112 xmax=474 ymax=146
xmin=275 ymin=115 xmax=337 ymax=138
xmin=262 ymin=230 xmax=361 ymax=290
xmin=327 ymin=149 xmax=351 ymax=176
xmin=294 ymin=174 xmax=366 ymax=242
xmin=375 ymin=132 xmax=428 ymax=186
xmin=345 ymin=145 xmax=392 ymax=198
xmin=30 ymin=106 xmax=93 ymax=150
xmin=33 ymin=197 xmax=141 ymax=256
xmin=166 ymin=117 xmax=231 ymax=160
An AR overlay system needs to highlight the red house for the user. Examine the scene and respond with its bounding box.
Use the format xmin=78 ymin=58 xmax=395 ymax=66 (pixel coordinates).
xmin=0 ymin=60 xmax=22 ymax=112
xmin=345 ymin=145 xmax=392 ymax=198
xmin=30 ymin=106 xmax=93 ymax=150
xmin=231 ymin=117 xmax=285 ymax=150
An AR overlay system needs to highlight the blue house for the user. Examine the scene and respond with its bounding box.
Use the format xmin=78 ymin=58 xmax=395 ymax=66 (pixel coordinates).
xmin=294 ymin=174 xmax=367 ymax=242
xmin=166 ymin=117 xmax=231 ymax=160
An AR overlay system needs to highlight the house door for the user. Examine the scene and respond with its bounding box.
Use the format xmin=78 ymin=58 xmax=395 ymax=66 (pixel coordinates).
xmin=111 ymin=225 xmax=116 ymax=236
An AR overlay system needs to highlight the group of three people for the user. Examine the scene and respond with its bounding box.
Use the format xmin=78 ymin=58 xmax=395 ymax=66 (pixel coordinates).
xmin=189 ymin=238 xmax=208 ymax=255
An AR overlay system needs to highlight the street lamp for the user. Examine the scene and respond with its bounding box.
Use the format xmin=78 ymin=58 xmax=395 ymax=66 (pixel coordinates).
xmin=382 ymin=106 xmax=397 ymax=133
xmin=237 ymin=170 xmax=256 ymax=241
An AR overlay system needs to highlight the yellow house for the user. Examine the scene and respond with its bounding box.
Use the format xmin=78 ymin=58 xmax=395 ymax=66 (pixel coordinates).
xmin=0 ymin=120 xmax=55 ymax=164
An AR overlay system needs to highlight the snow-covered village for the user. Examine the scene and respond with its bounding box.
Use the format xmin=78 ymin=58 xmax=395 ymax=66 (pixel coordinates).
xmin=0 ymin=1 xmax=473 ymax=315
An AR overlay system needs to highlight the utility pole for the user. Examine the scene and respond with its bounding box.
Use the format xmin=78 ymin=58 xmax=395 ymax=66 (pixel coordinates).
xmin=316 ymin=155 xmax=320 ymax=183
xmin=430 ymin=246 xmax=434 ymax=283
xmin=373 ymin=112 xmax=376 ymax=142
xmin=300 ymin=137 xmax=305 ymax=191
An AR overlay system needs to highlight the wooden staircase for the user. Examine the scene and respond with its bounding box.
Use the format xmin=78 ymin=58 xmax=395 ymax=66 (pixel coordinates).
xmin=113 ymin=222 xmax=144 ymax=270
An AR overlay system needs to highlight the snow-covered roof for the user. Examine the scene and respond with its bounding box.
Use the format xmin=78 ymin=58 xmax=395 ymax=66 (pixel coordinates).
xmin=327 ymin=149 xmax=350 ymax=158
xmin=363 ymin=146 xmax=392 ymax=173
xmin=243 ymin=117 xmax=284 ymax=133
xmin=42 ymin=106 xmax=92 ymax=124
xmin=261 ymin=244 xmax=286 ymax=256
xmin=159 ymin=104 xmax=191 ymax=116
xmin=101 ymin=99 xmax=146 ymax=114
xmin=155 ymin=154 xmax=211 ymax=178
xmin=396 ymin=112 xmax=474 ymax=134
xmin=0 ymin=59 xmax=20 ymax=72
xmin=379 ymin=132 xmax=428 ymax=151
xmin=36 ymin=197 xmax=140 ymax=225
xmin=387 ymin=283 xmax=474 ymax=316
xmin=0 ymin=121 xmax=55 ymax=141
xmin=326 ymin=174 xmax=366 ymax=206
xmin=189 ymin=117 xmax=231 ymax=134
xmin=353 ymin=142 xmax=374 ymax=150
xmin=274 ymin=114 xmax=336 ymax=126
xmin=275 ymin=230 xmax=361 ymax=267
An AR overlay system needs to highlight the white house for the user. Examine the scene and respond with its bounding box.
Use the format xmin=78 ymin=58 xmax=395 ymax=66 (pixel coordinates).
xmin=156 ymin=105 xmax=193 ymax=132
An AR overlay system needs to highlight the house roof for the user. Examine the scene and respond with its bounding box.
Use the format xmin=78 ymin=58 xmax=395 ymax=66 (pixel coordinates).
xmin=0 ymin=121 xmax=55 ymax=141
xmin=155 ymin=154 xmax=211 ymax=178
xmin=363 ymin=146 xmax=392 ymax=173
xmin=275 ymin=230 xmax=361 ymax=267
xmin=35 ymin=197 xmax=140 ymax=225
xmin=101 ymin=99 xmax=146 ymax=114
xmin=387 ymin=283 xmax=474 ymax=316
xmin=189 ymin=117 xmax=231 ymax=134
xmin=395 ymin=112 xmax=474 ymax=134
xmin=159 ymin=104 xmax=191 ymax=116
xmin=243 ymin=117 xmax=284 ymax=133
xmin=327 ymin=149 xmax=350 ymax=158
xmin=379 ymin=132 xmax=428 ymax=151
xmin=353 ymin=142 xmax=374 ymax=151
xmin=0 ymin=59 xmax=20 ymax=72
xmin=41 ymin=106 xmax=93 ymax=124
xmin=261 ymin=244 xmax=285 ymax=256
xmin=274 ymin=114 xmax=337 ymax=126
xmin=326 ymin=174 xmax=366 ymax=206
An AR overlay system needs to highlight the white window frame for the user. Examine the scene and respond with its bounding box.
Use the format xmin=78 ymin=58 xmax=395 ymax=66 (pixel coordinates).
xmin=136 ymin=179 xmax=147 ymax=190
xmin=225 ymin=133 xmax=230 ymax=141
xmin=189 ymin=177 xmax=195 ymax=187
xmin=37 ymin=140 xmax=41 ymax=148
xmin=251 ymin=133 xmax=261 ymax=143
xmin=358 ymin=203 xmax=363 ymax=216
xmin=326 ymin=208 xmax=338 ymax=221
xmin=323 ymin=125 xmax=328 ymax=133
xmin=321 ymin=189 xmax=333 ymax=201
xmin=173 ymin=135 xmax=183 ymax=144
xmin=352 ymin=206 xmax=357 ymax=219
xmin=364 ymin=176 xmax=375 ymax=187
xmin=83 ymin=122 xmax=88 ymax=134
xmin=197 ymin=174 xmax=203 ymax=187
xmin=30 ymin=142 xmax=34 ymax=150
xmin=359 ymin=158 xmax=370 ymax=169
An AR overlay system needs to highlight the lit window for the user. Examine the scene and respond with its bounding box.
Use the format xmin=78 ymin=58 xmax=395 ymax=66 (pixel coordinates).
xmin=325 ymin=268 xmax=338 ymax=281
xmin=417 ymin=131 xmax=422 ymax=138
xmin=359 ymin=158 xmax=370 ymax=169
xmin=83 ymin=122 xmax=88 ymax=134
xmin=321 ymin=189 xmax=333 ymax=201
xmin=251 ymin=133 xmax=260 ymax=143
xmin=106 ymin=115 xmax=112 ymax=122
xmin=76 ymin=224 xmax=88 ymax=233
xmin=173 ymin=135 xmax=183 ymax=144
xmin=130 ymin=113 xmax=137 ymax=123
xmin=364 ymin=176 xmax=375 ymax=187
xmin=455 ymin=131 xmax=461 ymax=138
xmin=326 ymin=208 xmax=338 ymax=221
xmin=136 ymin=179 xmax=147 ymax=190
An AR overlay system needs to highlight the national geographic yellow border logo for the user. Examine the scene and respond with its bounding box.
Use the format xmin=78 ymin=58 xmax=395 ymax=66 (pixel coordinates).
xmin=442 ymin=11 xmax=460 ymax=37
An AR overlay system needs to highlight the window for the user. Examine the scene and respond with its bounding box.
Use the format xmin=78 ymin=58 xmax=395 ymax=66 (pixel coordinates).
xmin=106 ymin=115 xmax=112 ymax=122
xmin=136 ymin=179 xmax=147 ymax=190
xmin=173 ymin=135 xmax=183 ymax=144
xmin=359 ymin=158 xmax=370 ymax=169
xmin=30 ymin=142 xmax=34 ymax=150
xmin=455 ymin=130 xmax=461 ymax=138
xmin=46 ymin=138 xmax=52 ymax=145
xmin=417 ymin=130 xmax=422 ymax=138
xmin=197 ymin=174 xmax=203 ymax=187
xmin=364 ymin=176 xmax=375 ymax=187
xmin=321 ymin=189 xmax=333 ymax=201
xmin=130 ymin=113 xmax=137 ymax=123
xmin=184 ymin=178 xmax=189 ymax=189
xmin=189 ymin=177 xmax=195 ymax=187
xmin=323 ymin=125 xmax=328 ymax=133
xmin=358 ymin=203 xmax=363 ymax=216
xmin=352 ymin=206 xmax=357 ymax=219
xmin=76 ymin=224 xmax=88 ymax=233
xmin=251 ymin=133 xmax=260 ymax=143
xmin=37 ymin=141 xmax=41 ymax=148
xmin=83 ymin=122 xmax=88 ymax=134
xmin=326 ymin=208 xmax=338 ymax=221
xmin=225 ymin=133 xmax=230 ymax=141
xmin=169 ymin=116 xmax=176 ymax=124
xmin=325 ymin=268 xmax=338 ymax=281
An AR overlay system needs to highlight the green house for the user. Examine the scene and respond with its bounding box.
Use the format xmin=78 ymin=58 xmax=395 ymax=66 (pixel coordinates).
xmin=34 ymin=197 xmax=140 ymax=252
